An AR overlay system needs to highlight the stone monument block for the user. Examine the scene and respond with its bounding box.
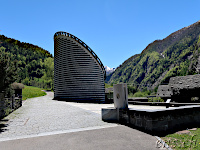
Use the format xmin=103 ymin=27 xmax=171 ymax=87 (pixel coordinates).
xmin=113 ymin=83 xmax=128 ymax=109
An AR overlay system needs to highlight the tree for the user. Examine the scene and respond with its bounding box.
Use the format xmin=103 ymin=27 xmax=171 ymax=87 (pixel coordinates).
xmin=41 ymin=57 xmax=54 ymax=90
xmin=0 ymin=47 xmax=18 ymax=92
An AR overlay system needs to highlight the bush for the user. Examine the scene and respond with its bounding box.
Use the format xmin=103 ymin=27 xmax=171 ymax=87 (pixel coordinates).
xmin=148 ymin=97 xmax=164 ymax=102
xmin=105 ymin=83 xmax=112 ymax=88
xmin=128 ymin=86 xmax=137 ymax=95
xmin=11 ymin=82 xmax=24 ymax=89
xmin=133 ymin=91 xmax=146 ymax=97
xmin=132 ymin=90 xmax=151 ymax=97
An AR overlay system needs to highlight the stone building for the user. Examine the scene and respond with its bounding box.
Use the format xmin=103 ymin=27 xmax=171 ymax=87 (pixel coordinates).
xmin=54 ymin=31 xmax=106 ymax=102
xmin=156 ymin=85 xmax=172 ymax=101
xmin=157 ymin=74 xmax=200 ymax=102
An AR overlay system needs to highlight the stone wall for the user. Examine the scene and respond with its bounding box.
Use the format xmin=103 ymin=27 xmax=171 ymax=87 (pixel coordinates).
xmin=102 ymin=105 xmax=200 ymax=135
xmin=103 ymin=83 xmax=200 ymax=135
xmin=0 ymin=92 xmax=22 ymax=119
xmin=156 ymin=85 xmax=172 ymax=98
xmin=126 ymin=106 xmax=200 ymax=135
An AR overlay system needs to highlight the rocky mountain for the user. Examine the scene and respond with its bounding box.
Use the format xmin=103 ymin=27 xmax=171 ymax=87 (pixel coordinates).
xmin=105 ymin=66 xmax=115 ymax=76
xmin=106 ymin=20 xmax=200 ymax=91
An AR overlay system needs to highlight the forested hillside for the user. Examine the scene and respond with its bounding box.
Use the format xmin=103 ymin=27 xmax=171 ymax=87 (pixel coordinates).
xmin=106 ymin=20 xmax=200 ymax=92
xmin=0 ymin=35 xmax=54 ymax=90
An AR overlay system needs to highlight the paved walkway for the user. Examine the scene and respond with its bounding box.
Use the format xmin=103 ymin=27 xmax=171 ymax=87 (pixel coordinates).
xmin=0 ymin=92 xmax=159 ymax=150
xmin=0 ymin=92 xmax=115 ymax=140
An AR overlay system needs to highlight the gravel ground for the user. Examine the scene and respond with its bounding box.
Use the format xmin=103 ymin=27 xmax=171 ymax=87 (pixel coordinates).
xmin=0 ymin=92 xmax=116 ymax=141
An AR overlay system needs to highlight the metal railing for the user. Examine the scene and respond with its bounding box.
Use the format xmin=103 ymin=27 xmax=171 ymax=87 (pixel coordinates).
xmin=54 ymin=31 xmax=106 ymax=79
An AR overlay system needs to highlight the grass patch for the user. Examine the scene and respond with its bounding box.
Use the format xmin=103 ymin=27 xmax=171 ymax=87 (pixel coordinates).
xmin=22 ymin=86 xmax=46 ymax=100
xmin=105 ymin=83 xmax=113 ymax=88
xmin=130 ymin=91 xmax=151 ymax=97
xmin=162 ymin=128 xmax=200 ymax=149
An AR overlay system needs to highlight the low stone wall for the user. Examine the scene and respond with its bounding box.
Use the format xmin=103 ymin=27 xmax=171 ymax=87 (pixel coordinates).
xmin=0 ymin=93 xmax=22 ymax=119
xmin=13 ymin=98 xmax=22 ymax=110
xmin=102 ymin=83 xmax=200 ymax=135
xmin=102 ymin=105 xmax=200 ymax=135
xmin=129 ymin=106 xmax=200 ymax=134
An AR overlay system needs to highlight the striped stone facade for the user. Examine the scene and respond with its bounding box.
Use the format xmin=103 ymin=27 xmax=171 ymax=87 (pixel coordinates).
xmin=54 ymin=32 xmax=105 ymax=102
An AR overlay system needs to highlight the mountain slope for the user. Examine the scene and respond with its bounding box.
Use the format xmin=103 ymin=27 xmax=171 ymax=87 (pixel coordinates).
xmin=0 ymin=35 xmax=54 ymax=90
xmin=107 ymin=21 xmax=200 ymax=91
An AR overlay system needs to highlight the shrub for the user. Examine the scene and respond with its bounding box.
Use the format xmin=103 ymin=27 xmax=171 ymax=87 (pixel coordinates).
xmin=148 ymin=97 xmax=164 ymax=102
xmin=11 ymin=82 xmax=24 ymax=89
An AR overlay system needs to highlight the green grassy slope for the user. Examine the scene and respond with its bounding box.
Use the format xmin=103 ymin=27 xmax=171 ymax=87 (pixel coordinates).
xmin=22 ymin=86 xmax=46 ymax=100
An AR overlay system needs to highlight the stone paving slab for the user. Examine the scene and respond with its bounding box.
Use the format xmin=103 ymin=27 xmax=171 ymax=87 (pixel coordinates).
xmin=0 ymin=92 xmax=116 ymax=141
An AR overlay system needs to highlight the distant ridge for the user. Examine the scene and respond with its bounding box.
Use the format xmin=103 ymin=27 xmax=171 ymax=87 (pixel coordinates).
xmin=0 ymin=34 xmax=52 ymax=58
xmin=107 ymin=20 xmax=200 ymax=91
xmin=105 ymin=66 xmax=115 ymax=76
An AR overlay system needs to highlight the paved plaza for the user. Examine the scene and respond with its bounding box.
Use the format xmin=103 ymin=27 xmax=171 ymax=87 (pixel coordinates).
xmin=0 ymin=92 xmax=116 ymax=140
xmin=0 ymin=92 xmax=160 ymax=150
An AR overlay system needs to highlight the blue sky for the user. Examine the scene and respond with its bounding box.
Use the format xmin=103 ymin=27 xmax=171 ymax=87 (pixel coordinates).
xmin=1 ymin=0 xmax=199 ymax=68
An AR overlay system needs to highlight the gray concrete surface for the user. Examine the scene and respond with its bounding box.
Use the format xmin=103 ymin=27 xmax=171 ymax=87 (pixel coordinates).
xmin=0 ymin=92 xmax=159 ymax=150
xmin=0 ymin=125 xmax=158 ymax=150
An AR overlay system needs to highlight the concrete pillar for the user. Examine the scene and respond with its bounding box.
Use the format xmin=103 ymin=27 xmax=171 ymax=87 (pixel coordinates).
xmin=102 ymin=84 xmax=129 ymax=122
xmin=113 ymin=83 xmax=128 ymax=109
